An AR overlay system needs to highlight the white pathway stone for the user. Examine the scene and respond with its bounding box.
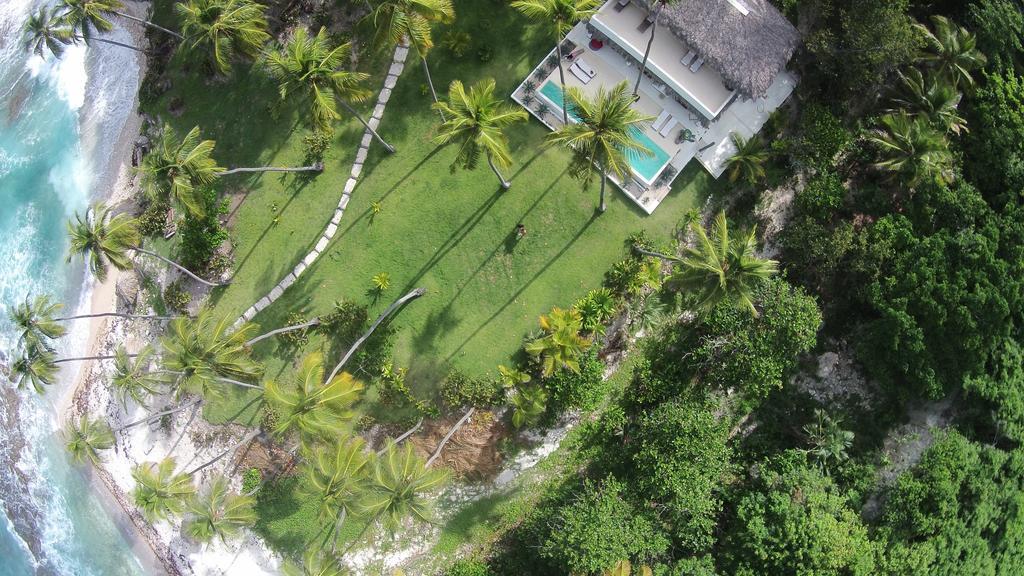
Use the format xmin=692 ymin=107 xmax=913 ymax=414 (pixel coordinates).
xmin=232 ymin=42 xmax=410 ymax=328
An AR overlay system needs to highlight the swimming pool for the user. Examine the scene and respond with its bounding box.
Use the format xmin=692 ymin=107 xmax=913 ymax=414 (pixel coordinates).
xmin=537 ymin=80 xmax=672 ymax=185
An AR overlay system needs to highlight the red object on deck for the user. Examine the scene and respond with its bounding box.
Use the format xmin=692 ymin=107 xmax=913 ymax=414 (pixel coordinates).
xmin=589 ymin=39 xmax=604 ymax=50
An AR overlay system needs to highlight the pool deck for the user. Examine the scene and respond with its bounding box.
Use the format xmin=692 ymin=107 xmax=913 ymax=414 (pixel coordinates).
xmin=511 ymin=19 xmax=796 ymax=214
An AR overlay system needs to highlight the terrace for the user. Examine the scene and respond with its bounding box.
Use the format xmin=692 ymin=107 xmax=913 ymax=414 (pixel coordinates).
xmin=512 ymin=0 xmax=799 ymax=213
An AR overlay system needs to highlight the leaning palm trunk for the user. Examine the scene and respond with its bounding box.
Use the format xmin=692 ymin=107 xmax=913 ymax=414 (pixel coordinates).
xmin=185 ymin=429 xmax=261 ymax=475
xmin=378 ymin=418 xmax=423 ymax=454
xmin=165 ymin=401 xmax=201 ymax=458
xmin=556 ymin=43 xmax=569 ymax=125
xmin=633 ymin=2 xmax=664 ymax=98
xmin=632 ymin=245 xmax=680 ymax=262
xmin=599 ymin=170 xmax=608 ymax=213
xmin=110 ymin=10 xmax=183 ymax=39
xmin=425 ymin=407 xmax=474 ymax=467
xmin=325 ymin=288 xmax=426 ymax=383
xmin=487 ymin=153 xmax=512 ymax=189
xmin=338 ymin=99 xmax=396 ymax=153
xmin=215 ymin=163 xmax=323 ymax=176
xmin=245 ymin=317 xmax=321 ymax=347
xmin=80 ymin=35 xmax=144 ymax=52
xmin=55 ymin=312 xmax=178 ymax=322
xmin=114 ymin=398 xmax=203 ymax=433
xmin=329 ymin=508 xmax=347 ymax=553
xmin=130 ymin=246 xmax=226 ymax=287
xmin=421 ymin=56 xmax=445 ymax=122
xmin=54 ymin=353 xmax=138 ymax=364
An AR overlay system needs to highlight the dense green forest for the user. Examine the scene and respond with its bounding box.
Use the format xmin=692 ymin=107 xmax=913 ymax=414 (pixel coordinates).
xmin=449 ymin=0 xmax=1024 ymax=574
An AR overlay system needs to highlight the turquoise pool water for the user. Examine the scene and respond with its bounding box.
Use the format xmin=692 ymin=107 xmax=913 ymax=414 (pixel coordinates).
xmin=537 ymin=81 xmax=671 ymax=183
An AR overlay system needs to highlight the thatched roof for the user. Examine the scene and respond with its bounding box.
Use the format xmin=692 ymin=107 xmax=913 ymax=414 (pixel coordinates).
xmin=638 ymin=0 xmax=800 ymax=98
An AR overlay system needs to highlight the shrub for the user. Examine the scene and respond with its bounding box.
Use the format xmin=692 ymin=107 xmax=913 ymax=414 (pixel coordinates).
xmin=604 ymin=257 xmax=660 ymax=298
xmin=441 ymin=370 xmax=501 ymax=409
xmin=540 ymin=475 xmax=669 ymax=574
xmin=303 ymin=130 xmax=332 ymax=163
xmin=445 ymin=559 xmax=492 ymax=576
xmin=318 ymin=300 xmax=367 ymax=340
xmin=791 ymin=104 xmax=850 ymax=170
xmin=794 ymin=170 xmax=844 ymax=220
xmin=178 ymin=187 xmax=229 ymax=274
xmin=573 ymin=288 xmax=618 ymax=333
xmin=241 ymin=468 xmax=261 ymax=495
xmin=163 ymin=280 xmax=191 ymax=313
xmin=545 ymin=349 xmax=606 ymax=412
xmin=137 ymin=202 xmax=170 ymax=237
xmin=280 ymin=311 xmax=310 ymax=347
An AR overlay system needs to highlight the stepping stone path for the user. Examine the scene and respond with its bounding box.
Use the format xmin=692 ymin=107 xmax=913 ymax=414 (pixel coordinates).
xmin=234 ymin=42 xmax=411 ymax=328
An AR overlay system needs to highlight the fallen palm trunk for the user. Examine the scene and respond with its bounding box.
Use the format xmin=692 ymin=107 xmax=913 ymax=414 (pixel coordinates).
xmin=426 ymin=407 xmax=475 ymax=468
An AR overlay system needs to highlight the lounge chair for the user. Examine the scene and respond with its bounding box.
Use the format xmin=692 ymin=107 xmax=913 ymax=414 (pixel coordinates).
xmin=637 ymin=13 xmax=654 ymax=33
xmin=614 ymin=0 xmax=631 ymax=12
xmin=651 ymin=110 xmax=671 ymax=131
xmin=690 ymin=57 xmax=704 ymax=73
xmin=659 ymin=116 xmax=679 ymax=138
xmin=574 ymin=58 xmax=597 ymax=78
xmin=680 ymin=49 xmax=696 ymax=67
xmin=569 ymin=62 xmax=592 ymax=84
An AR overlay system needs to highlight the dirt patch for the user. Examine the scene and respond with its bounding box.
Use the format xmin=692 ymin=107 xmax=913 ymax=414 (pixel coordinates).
xmin=234 ymin=437 xmax=299 ymax=478
xmin=408 ymin=411 xmax=509 ymax=481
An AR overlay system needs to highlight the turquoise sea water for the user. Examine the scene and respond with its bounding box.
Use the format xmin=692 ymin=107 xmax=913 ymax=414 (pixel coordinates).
xmin=0 ymin=1 xmax=147 ymax=574
xmin=537 ymin=80 xmax=671 ymax=183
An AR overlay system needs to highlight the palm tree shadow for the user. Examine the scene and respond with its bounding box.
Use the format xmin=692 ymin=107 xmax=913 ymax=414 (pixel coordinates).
xmin=443 ymin=211 xmax=600 ymax=364
xmin=231 ymin=176 xmax=314 ymax=278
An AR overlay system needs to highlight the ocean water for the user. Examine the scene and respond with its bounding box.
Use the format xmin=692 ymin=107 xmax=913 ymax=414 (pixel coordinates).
xmin=0 ymin=1 xmax=148 ymax=574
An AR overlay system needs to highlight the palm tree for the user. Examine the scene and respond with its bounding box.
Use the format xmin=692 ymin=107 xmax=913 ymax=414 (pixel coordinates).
xmin=631 ymin=0 xmax=678 ymax=100
xmin=263 ymin=27 xmax=393 ymax=151
xmin=175 ymin=0 xmax=269 ymax=75
xmin=9 ymin=294 xmax=68 ymax=349
xmin=9 ymin=344 xmax=59 ymax=394
xmin=64 ymin=415 xmax=115 ymax=465
xmin=301 ymin=436 xmax=372 ymax=549
xmin=366 ymin=0 xmax=454 ymax=120
xmin=867 ymin=111 xmax=953 ymax=188
xmin=659 ymin=211 xmax=778 ymax=316
xmin=161 ymin=311 xmax=264 ymax=398
xmin=524 ymin=306 xmax=591 ymax=376
xmin=546 ymin=81 xmax=652 ymax=212
xmin=140 ymin=125 xmax=222 ymax=217
xmin=803 ymin=409 xmax=854 ymax=472
xmin=886 ymin=68 xmax=968 ymax=136
xmin=140 ymin=124 xmax=322 ymax=217
xmin=23 ymin=6 xmax=75 ymax=58
xmin=67 ymin=203 xmax=227 ymax=287
xmin=111 ymin=345 xmax=167 ymax=408
xmin=363 ymin=440 xmax=448 ymax=530
xmin=265 ymin=352 xmax=364 ymax=441
xmin=61 ymin=0 xmax=182 ymax=40
xmin=432 ymin=78 xmax=528 ymax=189
xmin=724 ymin=132 xmax=768 ymax=185
xmin=510 ymin=385 xmax=547 ymax=428
xmin=511 ymin=0 xmax=600 ymax=124
xmin=131 ymin=458 xmax=196 ymax=522
xmin=184 ymin=475 xmax=256 ymax=543
xmin=915 ymin=15 xmax=987 ymax=89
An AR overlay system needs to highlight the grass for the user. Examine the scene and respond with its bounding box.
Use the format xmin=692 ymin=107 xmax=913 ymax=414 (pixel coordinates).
xmin=141 ymin=0 xmax=716 ymax=559
xmin=196 ymin=0 xmax=713 ymax=425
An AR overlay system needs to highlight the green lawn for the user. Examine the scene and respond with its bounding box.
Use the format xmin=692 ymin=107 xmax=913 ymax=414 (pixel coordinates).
xmin=197 ymin=0 xmax=713 ymax=425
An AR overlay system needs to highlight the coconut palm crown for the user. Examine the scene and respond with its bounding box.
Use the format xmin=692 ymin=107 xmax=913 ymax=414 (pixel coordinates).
xmin=10 ymin=294 xmax=68 ymax=349
xmin=59 ymin=0 xmax=119 ymax=40
xmin=265 ymin=351 xmax=364 ymax=441
xmin=546 ymin=81 xmax=652 ymax=212
xmin=175 ymin=0 xmax=270 ymax=75
xmin=65 ymin=415 xmax=115 ymax=465
xmin=262 ymin=27 xmax=372 ymax=133
xmin=433 ymin=78 xmax=528 ymax=188
xmin=131 ymin=458 xmax=196 ymax=522
xmin=724 ymin=132 xmax=768 ymax=185
xmin=111 ymin=345 xmax=167 ymax=408
xmin=524 ymin=306 xmax=592 ymax=376
xmin=667 ymin=211 xmax=778 ymax=316
xmin=915 ymin=15 xmax=987 ymax=89
xmin=10 ymin=343 xmax=59 ymax=394
xmin=161 ymin=311 xmax=264 ymax=398
xmin=140 ymin=124 xmax=223 ymax=217
xmin=184 ymin=475 xmax=256 ymax=543
xmin=301 ymin=436 xmax=372 ymax=541
xmin=867 ymin=111 xmax=954 ymax=189
xmin=66 ymin=203 xmax=140 ymax=282
xmin=23 ymin=6 xmax=76 ymax=58
xmin=364 ymin=440 xmax=448 ymax=530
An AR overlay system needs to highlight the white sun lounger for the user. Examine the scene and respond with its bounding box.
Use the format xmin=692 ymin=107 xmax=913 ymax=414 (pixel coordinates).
xmin=680 ymin=49 xmax=697 ymax=67
xmin=574 ymin=58 xmax=597 ymax=78
xmin=690 ymin=57 xmax=705 ymax=73
xmin=659 ymin=116 xmax=679 ymax=138
xmin=651 ymin=110 xmax=671 ymax=131
xmin=569 ymin=62 xmax=592 ymax=84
